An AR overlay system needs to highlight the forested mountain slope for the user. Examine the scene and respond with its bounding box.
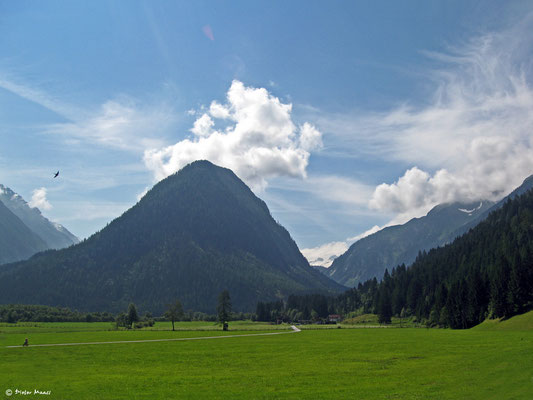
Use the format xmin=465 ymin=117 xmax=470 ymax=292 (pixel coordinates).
xmin=328 ymin=174 xmax=533 ymax=287
xmin=327 ymin=200 xmax=494 ymax=287
xmin=337 ymin=187 xmax=533 ymax=328
xmin=0 ymin=161 xmax=343 ymax=313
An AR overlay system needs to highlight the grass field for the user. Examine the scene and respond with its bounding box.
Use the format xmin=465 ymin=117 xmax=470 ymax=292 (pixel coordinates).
xmin=1 ymin=318 xmax=532 ymax=399
xmin=472 ymin=310 xmax=533 ymax=331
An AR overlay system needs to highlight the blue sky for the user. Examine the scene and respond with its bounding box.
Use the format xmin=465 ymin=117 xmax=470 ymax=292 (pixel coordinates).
xmin=2 ymin=1 xmax=533 ymax=266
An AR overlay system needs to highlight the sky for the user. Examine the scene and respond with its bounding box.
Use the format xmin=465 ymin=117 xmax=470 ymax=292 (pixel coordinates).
xmin=1 ymin=1 xmax=533 ymax=267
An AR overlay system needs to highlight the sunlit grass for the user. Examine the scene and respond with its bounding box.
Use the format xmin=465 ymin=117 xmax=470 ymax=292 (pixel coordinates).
xmin=472 ymin=310 xmax=533 ymax=331
xmin=1 ymin=321 xmax=531 ymax=399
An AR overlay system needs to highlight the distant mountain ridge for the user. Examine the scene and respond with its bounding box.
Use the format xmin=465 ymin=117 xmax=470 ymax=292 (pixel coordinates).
xmin=327 ymin=180 xmax=533 ymax=330
xmin=326 ymin=199 xmax=495 ymax=287
xmin=0 ymin=161 xmax=344 ymax=313
xmin=0 ymin=184 xmax=79 ymax=250
xmin=327 ymin=174 xmax=533 ymax=287
xmin=450 ymin=175 xmax=533 ymax=239
xmin=0 ymin=200 xmax=49 ymax=264
xmin=0 ymin=184 xmax=78 ymax=264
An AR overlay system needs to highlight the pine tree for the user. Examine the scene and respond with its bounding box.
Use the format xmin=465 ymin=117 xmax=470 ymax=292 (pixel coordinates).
xmin=217 ymin=290 xmax=232 ymax=330
xmin=489 ymin=261 xmax=509 ymax=318
xmin=127 ymin=303 xmax=139 ymax=328
xmin=256 ymin=302 xmax=267 ymax=321
xmin=377 ymin=286 xmax=392 ymax=324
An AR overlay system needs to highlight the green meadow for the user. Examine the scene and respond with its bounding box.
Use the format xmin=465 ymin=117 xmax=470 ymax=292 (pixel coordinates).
xmin=1 ymin=316 xmax=532 ymax=400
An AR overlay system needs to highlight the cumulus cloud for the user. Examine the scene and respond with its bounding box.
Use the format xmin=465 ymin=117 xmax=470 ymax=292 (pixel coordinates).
xmin=299 ymin=122 xmax=323 ymax=151
xmin=303 ymin=17 xmax=533 ymax=260
xmin=361 ymin=17 xmax=533 ymax=217
xmin=29 ymin=187 xmax=52 ymax=211
xmin=190 ymin=113 xmax=215 ymax=137
xmin=368 ymin=167 xmax=475 ymax=214
xmin=144 ymin=80 xmax=322 ymax=190
xmin=209 ymin=101 xmax=231 ymax=119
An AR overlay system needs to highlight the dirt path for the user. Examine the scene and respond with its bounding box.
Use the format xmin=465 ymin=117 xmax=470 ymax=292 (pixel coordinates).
xmin=6 ymin=325 xmax=302 ymax=348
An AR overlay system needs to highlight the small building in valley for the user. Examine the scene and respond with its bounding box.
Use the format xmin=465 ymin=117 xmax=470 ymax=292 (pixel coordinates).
xmin=328 ymin=314 xmax=342 ymax=323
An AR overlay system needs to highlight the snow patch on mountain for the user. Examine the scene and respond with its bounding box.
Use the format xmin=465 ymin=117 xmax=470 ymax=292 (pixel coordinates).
xmin=458 ymin=202 xmax=483 ymax=215
xmin=0 ymin=184 xmax=78 ymax=248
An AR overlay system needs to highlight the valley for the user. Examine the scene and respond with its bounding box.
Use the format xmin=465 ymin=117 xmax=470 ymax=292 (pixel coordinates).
xmin=1 ymin=316 xmax=532 ymax=399
xmin=2 ymin=3 xmax=533 ymax=399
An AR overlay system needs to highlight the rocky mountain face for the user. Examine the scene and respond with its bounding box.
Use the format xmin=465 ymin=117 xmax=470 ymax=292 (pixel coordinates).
xmin=0 ymin=200 xmax=49 ymax=264
xmin=0 ymin=184 xmax=79 ymax=250
xmin=0 ymin=185 xmax=78 ymax=264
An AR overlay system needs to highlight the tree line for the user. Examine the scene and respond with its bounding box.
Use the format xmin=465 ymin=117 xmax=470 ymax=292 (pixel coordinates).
xmin=256 ymin=190 xmax=533 ymax=328
xmin=0 ymin=304 xmax=115 ymax=323
xmin=3 ymin=189 xmax=531 ymax=329
xmin=1 ymin=290 xmax=242 ymax=331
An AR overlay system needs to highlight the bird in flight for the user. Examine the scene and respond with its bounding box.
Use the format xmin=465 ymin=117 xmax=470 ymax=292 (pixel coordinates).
xmin=53 ymin=171 xmax=59 ymax=178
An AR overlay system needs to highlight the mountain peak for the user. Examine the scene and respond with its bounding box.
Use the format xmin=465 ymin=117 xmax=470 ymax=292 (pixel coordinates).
xmin=186 ymin=159 xmax=218 ymax=169
xmin=177 ymin=160 xmax=234 ymax=177
xmin=0 ymin=184 xmax=78 ymax=252
xmin=0 ymin=200 xmax=49 ymax=264
xmin=0 ymin=162 xmax=343 ymax=312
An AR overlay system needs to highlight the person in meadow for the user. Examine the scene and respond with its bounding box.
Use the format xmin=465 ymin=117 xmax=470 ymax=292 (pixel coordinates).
xmin=22 ymin=338 xmax=28 ymax=347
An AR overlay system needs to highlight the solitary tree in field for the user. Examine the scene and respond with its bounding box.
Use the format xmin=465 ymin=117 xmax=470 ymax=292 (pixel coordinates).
xmin=217 ymin=290 xmax=232 ymax=330
xmin=165 ymin=300 xmax=184 ymax=331
xmin=127 ymin=303 xmax=139 ymax=328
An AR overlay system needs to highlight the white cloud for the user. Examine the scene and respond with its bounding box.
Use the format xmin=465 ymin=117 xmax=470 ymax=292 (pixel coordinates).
xmin=209 ymin=101 xmax=231 ymax=119
xmin=370 ymin=167 xmax=440 ymax=213
xmin=301 ymin=17 xmax=533 ymax=260
xmin=190 ymin=113 xmax=214 ymax=137
xmin=136 ymin=186 xmax=150 ymax=202
xmin=302 ymin=224 xmax=382 ymax=268
xmin=301 ymin=241 xmax=348 ymax=268
xmin=0 ymin=73 xmax=179 ymax=153
xmin=0 ymin=74 xmax=81 ymax=120
xmin=311 ymin=16 xmax=533 ymax=218
xmin=144 ymin=80 xmax=322 ymax=190
xmin=347 ymin=224 xmax=382 ymax=242
xmin=29 ymin=187 xmax=52 ymax=211
xmin=299 ymin=122 xmax=323 ymax=152
xmin=46 ymin=98 xmax=176 ymax=152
